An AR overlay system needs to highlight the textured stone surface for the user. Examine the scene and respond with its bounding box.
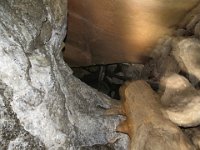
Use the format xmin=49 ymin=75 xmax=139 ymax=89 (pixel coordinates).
xmin=0 ymin=0 xmax=128 ymax=149
xmin=0 ymin=82 xmax=46 ymax=149
xmin=160 ymin=73 xmax=200 ymax=127
xmin=160 ymin=73 xmax=192 ymax=105
xmin=1 ymin=0 xmax=200 ymax=149
xmin=172 ymin=38 xmax=200 ymax=85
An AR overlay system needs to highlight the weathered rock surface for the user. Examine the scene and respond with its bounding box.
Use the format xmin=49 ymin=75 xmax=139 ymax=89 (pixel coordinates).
xmin=172 ymin=38 xmax=200 ymax=85
xmin=142 ymin=37 xmax=180 ymax=81
xmin=160 ymin=73 xmax=200 ymax=127
xmin=0 ymin=82 xmax=45 ymax=150
xmin=160 ymin=73 xmax=192 ymax=105
xmin=0 ymin=0 xmax=128 ymax=149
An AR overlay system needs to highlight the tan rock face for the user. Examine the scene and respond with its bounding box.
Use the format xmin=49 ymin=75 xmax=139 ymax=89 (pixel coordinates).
xmin=117 ymin=80 xmax=194 ymax=150
xmin=65 ymin=0 xmax=200 ymax=66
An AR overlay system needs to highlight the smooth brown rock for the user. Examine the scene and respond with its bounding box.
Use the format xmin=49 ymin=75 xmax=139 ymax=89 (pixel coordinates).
xmin=118 ymin=80 xmax=194 ymax=150
xmin=64 ymin=0 xmax=199 ymax=66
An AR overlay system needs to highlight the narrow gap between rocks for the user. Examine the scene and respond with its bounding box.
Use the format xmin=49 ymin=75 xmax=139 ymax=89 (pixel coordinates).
xmin=71 ymin=63 xmax=158 ymax=100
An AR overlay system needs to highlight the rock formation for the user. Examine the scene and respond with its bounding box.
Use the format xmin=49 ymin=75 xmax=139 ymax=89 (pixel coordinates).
xmin=1 ymin=0 xmax=200 ymax=150
xmin=0 ymin=0 xmax=128 ymax=149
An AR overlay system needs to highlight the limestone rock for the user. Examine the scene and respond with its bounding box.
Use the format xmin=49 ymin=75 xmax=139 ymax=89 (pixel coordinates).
xmin=0 ymin=0 xmax=128 ymax=149
xmin=0 ymin=82 xmax=46 ymax=149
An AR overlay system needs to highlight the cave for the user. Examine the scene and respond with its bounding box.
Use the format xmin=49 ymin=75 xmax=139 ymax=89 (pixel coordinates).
xmin=1 ymin=0 xmax=200 ymax=150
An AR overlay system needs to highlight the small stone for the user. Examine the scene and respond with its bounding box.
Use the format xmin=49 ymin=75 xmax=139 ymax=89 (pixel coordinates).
xmin=160 ymin=73 xmax=200 ymax=127
xmin=160 ymin=73 xmax=191 ymax=105
xmin=172 ymin=38 xmax=200 ymax=85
